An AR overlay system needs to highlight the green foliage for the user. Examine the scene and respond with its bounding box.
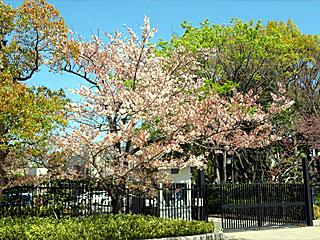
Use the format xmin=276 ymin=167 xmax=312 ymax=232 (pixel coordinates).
xmin=0 ymin=77 xmax=68 ymax=184
xmin=0 ymin=0 xmax=68 ymax=81
xmin=198 ymin=80 xmax=239 ymax=99
xmin=0 ymin=214 xmax=215 ymax=240
xmin=157 ymin=17 xmax=320 ymax=183
xmin=0 ymin=206 xmax=73 ymax=218
xmin=0 ymin=78 xmax=68 ymax=154
xmin=156 ymin=18 xmax=290 ymax=96
xmin=314 ymin=191 xmax=320 ymax=207
xmin=207 ymin=185 xmax=221 ymax=215
xmin=157 ymin=18 xmax=319 ymax=109
xmin=314 ymin=205 xmax=320 ymax=220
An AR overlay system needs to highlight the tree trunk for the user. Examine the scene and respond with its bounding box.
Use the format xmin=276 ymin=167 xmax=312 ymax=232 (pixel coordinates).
xmin=293 ymin=135 xmax=298 ymax=156
xmin=252 ymin=164 xmax=256 ymax=183
xmin=0 ymin=149 xmax=8 ymax=203
xmin=261 ymin=168 xmax=264 ymax=182
xmin=222 ymin=150 xmax=227 ymax=183
xmin=111 ymin=192 xmax=123 ymax=214
xmin=0 ymin=165 xmax=5 ymax=203
xmin=214 ymin=153 xmax=221 ymax=184
xmin=0 ymin=123 xmax=9 ymax=202
xmin=234 ymin=163 xmax=239 ymax=184
xmin=231 ymin=154 xmax=235 ymax=184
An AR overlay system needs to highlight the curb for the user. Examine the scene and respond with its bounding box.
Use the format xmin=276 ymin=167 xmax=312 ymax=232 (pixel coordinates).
xmin=146 ymin=231 xmax=223 ymax=240
xmin=313 ymin=220 xmax=320 ymax=226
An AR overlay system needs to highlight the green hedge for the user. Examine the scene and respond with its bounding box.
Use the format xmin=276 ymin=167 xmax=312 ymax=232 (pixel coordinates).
xmin=0 ymin=214 xmax=215 ymax=240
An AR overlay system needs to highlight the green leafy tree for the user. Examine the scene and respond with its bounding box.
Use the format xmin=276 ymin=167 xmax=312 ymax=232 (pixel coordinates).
xmin=0 ymin=0 xmax=68 ymax=81
xmin=157 ymin=18 xmax=291 ymax=99
xmin=0 ymin=0 xmax=69 ymax=196
xmin=157 ymin=18 xmax=320 ymax=183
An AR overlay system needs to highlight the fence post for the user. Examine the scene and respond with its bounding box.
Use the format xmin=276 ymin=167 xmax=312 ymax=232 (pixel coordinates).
xmin=302 ymin=157 xmax=313 ymax=226
xmin=198 ymin=169 xmax=206 ymax=221
xmin=221 ymin=185 xmax=224 ymax=230
xmin=256 ymin=184 xmax=262 ymax=227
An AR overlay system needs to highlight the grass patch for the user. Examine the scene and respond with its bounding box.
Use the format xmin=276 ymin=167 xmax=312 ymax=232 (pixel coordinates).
xmin=0 ymin=214 xmax=215 ymax=240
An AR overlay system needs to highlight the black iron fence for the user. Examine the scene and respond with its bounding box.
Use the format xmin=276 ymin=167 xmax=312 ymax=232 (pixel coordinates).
xmin=0 ymin=181 xmax=113 ymax=219
xmin=0 ymin=181 xmax=316 ymax=228
xmin=0 ymin=182 xmax=206 ymax=221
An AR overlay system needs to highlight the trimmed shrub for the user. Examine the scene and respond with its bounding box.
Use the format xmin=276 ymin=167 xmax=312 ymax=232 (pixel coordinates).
xmin=0 ymin=214 xmax=215 ymax=240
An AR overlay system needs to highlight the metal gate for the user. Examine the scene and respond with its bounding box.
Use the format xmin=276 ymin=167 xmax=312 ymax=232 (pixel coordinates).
xmin=221 ymin=183 xmax=307 ymax=230
xmin=129 ymin=184 xmax=206 ymax=221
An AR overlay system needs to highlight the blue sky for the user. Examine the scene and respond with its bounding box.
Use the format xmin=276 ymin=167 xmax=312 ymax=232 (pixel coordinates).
xmin=4 ymin=0 xmax=320 ymax=97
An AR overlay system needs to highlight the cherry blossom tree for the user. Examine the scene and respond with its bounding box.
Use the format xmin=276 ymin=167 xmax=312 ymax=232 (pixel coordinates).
xmin=54 ymin=17 xmax=294 ymax=213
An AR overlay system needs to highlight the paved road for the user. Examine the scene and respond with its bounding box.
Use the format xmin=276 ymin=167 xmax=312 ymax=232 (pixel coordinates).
xmin=223 ymin=226 xmax=320 ymax=240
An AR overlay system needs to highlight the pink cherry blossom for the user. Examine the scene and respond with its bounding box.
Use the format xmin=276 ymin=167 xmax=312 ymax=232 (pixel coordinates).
xmin=54 ymin=17 xmax=294 ymax=213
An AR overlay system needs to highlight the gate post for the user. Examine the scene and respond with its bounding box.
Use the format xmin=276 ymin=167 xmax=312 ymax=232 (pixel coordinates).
xmin=198 ymin=169 xmax=207 ymax=221
xmin=302 ymin=157 xmax=313 ymax=226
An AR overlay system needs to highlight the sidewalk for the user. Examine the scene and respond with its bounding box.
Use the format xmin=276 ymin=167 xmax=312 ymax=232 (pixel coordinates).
xmin=223 ymin=226 xmax=320 ymax=240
